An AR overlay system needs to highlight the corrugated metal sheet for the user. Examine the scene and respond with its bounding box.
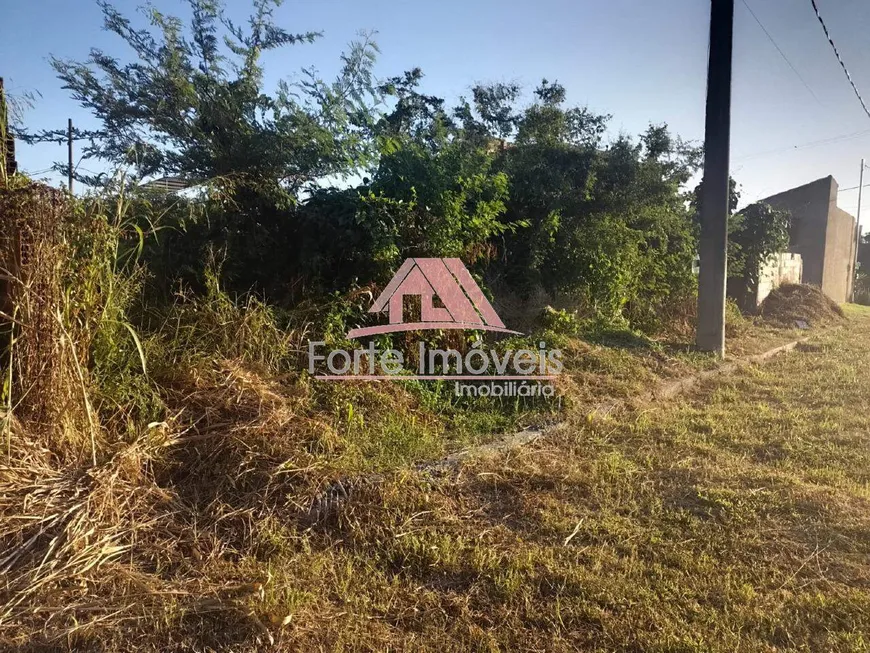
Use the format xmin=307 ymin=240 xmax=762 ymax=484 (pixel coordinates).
xmin=139 ymin=176 xmax=193 ymax=194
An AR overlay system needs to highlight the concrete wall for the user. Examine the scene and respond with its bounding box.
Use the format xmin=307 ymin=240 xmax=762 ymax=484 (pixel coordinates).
xmin=826 ymin=205 xmax=857 ymax=303
xmin=760 ymin=176 xmax=856 ymax=303
xmin=756 ymin=253 xmax=803 ymax=306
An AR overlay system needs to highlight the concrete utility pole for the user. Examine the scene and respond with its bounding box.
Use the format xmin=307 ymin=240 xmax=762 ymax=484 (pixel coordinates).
xmin=851 ymin=158 xmax=865 ymax=302
xmin=67 ymin=118 xmax=73 ymax=194
xmin=696 ymin=0 xmax=735 ymax=356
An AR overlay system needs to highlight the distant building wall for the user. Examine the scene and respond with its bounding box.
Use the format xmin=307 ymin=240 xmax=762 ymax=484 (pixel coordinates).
xmin=826 ymin=206 xmax=857 ymax=303
xmin=756 ymin=253 xmax=803 ymax=306
xmin=760 ymin=176 xmax=856 ymax=303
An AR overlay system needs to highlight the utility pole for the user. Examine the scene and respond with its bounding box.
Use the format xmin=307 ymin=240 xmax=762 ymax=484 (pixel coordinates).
xmin=851 ymin=158 xmax=865 ymax=302
xmin=0 ymin=78 xmax=18 ymax=181
xmin=67 ymin=118 xmax=73 ymax=194
xmin=696 ymin=0 xmax=735 ymax=356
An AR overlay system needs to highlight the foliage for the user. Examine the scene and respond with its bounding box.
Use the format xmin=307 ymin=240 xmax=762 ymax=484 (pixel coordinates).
xmin=489 ymin=84 xmax=701 ymax=329
xmin=855 ymin=271 xmax=870 ymax=306
xmin=296 ymin=71 xmax=516 ymax=291
xmin=29 ymin=4 xmax=704 ymax=332
xmin=0 ymin=181 xmax=163 ymax=458
xmin=147 ymin=264 xmax=308 ymax=373
xmin=854 ymin=234 xmax=870 ymax=306
xmin=64 ymin=194 xmax=162 ymax=425
xmin=691 ymin=179 xmax=791 ymax=311
xmin=21 ymin=0 xmax=380 ymax=190
xmin=538 ymin=306 xmax=582 ymax=335
xmin=728 ymin=202 xmax=791 ymax=301
xmin=1 ymin=79 xmax=38 ymax=183
xmin=16 ymin=0 xmax=386 ymax=294
xmin=690 ymin=175 xmax=741 ymax=217
xmin=690 ymin=175 xmax=742 ymax=275
xmin=360 ymin=145 xmax=509 ymax=267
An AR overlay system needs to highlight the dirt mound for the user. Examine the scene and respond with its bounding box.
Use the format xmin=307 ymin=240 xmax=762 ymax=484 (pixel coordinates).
xmin=758 ymin=283 xmax=845 ymax=327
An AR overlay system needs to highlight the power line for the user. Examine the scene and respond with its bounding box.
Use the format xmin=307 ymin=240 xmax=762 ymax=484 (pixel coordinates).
xmin=838 ymin=182 xmax=870 ymax=193
xmin=810 ymin=0 xmax=870 ymax=120
xmin=734 ymin=128 xmax=870 ymax=162
xmin=838 ymin=166 xmax=870 ymax=193
xmin=741 ymin=0 xmax=822 ymax=105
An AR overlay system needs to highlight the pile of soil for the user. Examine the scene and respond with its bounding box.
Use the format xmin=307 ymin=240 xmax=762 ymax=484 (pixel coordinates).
xmin=758 ymin=283 xmax=845 ymax=327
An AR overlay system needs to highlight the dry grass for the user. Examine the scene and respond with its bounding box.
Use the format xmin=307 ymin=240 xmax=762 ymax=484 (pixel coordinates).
xmin=216 ymin=307 xmax=869 ymax=652
xmin=4 ymin=182 xmax=864 ymax=650
xmin=0 ymin=183 xmax=98 ymax=458
xmin=2 ymin=301 xmax=866 ymax=650
xmin=758 ymin=283 xmax=845 ymax=328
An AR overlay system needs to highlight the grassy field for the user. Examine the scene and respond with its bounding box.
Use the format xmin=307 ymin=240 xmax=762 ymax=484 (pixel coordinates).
xmin=226 ymin=306 xmax=870 ymax=652
xmin=4 ymin=300 xmax=867 ymax=652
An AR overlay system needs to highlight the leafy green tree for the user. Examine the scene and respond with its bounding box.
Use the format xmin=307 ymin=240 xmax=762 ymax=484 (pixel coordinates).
xmin=375 ymin=68 xmax=451 ymax=149
xmin=516 ymin=80 xmax=608 ymax=147
xmin=690 ymin=180 xmax=791 ymax=310
xmin=297 ymin=71 xmax=515 ymax=291
xmin=728 ymin=202 xmax=791 ymax=309
xmin=482 ymin=81 xmax=700 ymax=327
xmin=690 ymin=175 xmax=741 ymax=218
xmin=21 ymin=0 xmax=389 ymax=294
xmin=581 ymin=127 xmax=701 ymax=326
xmin=27 ymin=1 xmax=711 ymax=333
xmin=854 ymin=233 xmax=870 ymax=305
xmin=856 ymin=232 xmax=870 ymax=272
xmin=299 ymin=143 xmax=511 ymax=290
xmin=23 ymin=0 xmax=381 ymax=192
xmin=485 ymin=81 xmax=606 ymax=293
xmin=690 ymin=175 xmax=744 ymax=281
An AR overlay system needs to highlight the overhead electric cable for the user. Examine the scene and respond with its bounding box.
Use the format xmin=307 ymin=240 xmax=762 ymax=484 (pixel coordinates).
xmin=838 ymin=182 xmax=870 ymax=193
xmin=742 ymin=0 xmax=822 ymax=105
xmin=810 ymin=0 xmax=870 ymax=120
xmin=735 ymin=128 xmax=870 ymax=162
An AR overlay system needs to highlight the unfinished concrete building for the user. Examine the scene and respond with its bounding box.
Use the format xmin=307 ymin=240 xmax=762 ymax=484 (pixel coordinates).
xmin=760 ymin=176 xmax=857 ymax=303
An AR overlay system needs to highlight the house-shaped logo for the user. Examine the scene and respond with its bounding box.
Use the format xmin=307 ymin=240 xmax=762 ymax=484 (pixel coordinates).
xmin=347 ymin=258 xmax=520 ymax=339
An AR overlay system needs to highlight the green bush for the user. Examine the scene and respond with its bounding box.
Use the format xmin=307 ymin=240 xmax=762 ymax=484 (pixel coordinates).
xmin=32 ymin=2 xmax=707 ymax=336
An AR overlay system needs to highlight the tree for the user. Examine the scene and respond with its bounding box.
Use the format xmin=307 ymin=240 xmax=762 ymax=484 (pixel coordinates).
xmin=21 ymin=0 xmax=389 ymax=294
xmin=857 ymin=232 xmax=870 ymax=272
xmin=297 ymin=71 xmax=515 ymax=291
xmin=29 ymin=5 xmax=712 ymax=332
xmin=485 ymin=81 xmax=700 ymax=327
xmin=21 ymin=0 xmax=381 ymax=193
xmin=728 ymin=202 xmax=791 ymax=309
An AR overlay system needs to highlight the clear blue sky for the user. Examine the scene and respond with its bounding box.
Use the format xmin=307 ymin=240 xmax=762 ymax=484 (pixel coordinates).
xmin=3 ymin=0 xmax=870 ymax=219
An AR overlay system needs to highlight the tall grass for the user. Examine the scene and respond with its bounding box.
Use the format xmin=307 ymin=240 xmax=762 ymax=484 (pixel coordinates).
xmin=2 ymin=173 xmax=816 ymax=649
xmin=854 ymin=271 xmax=870 ymax=306
xmin=1 ymin=182 xmax=89 ymax=458
xmin=146 ymin=263 xmax=311 ymax=375
xmin=0 ymin=181 xmax=168 ymax=458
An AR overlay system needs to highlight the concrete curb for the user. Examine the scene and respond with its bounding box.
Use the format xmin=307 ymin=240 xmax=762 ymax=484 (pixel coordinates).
xmin=305 ymin=330 xmax=829 ymax=520
xmin=445 ymin=332 xmax=823 ymax=465
xmin=641 ymin=336 xmax=810 ymax=403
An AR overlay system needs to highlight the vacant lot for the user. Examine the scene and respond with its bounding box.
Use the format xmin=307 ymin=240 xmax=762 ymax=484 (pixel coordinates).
xmin=263 ymin=307 xmax=870 ymax=652
xmin=5 ymin=306 xmax=869 ymax=652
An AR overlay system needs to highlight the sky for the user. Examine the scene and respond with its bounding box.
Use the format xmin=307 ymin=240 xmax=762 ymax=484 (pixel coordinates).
xmin=3 ymin=0 xmax=870 ymax=220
